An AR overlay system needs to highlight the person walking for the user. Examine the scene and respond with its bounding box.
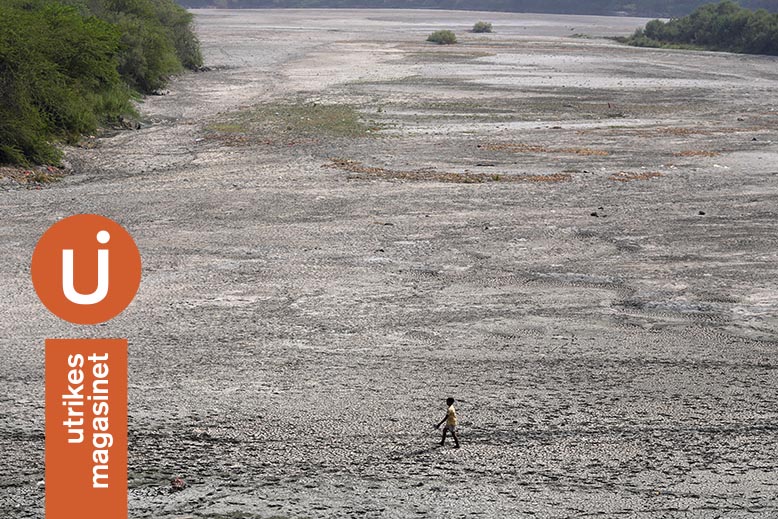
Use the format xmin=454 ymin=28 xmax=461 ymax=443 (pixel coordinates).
xmin=435 ymin=397 xmax=460 ymax=448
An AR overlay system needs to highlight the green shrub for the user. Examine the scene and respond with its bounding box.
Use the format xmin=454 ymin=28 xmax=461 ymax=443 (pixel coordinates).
xmin=427 ymin=30 xmax=457 ymax=45
xmin=472 ymin=21 xmax=493 ymax=33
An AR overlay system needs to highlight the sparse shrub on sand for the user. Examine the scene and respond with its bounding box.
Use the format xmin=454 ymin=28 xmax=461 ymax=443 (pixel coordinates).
xmin=473 ymin=21 xmax=493 ymax=33
xmin=427 ymin=30 xmax=457 ymax=45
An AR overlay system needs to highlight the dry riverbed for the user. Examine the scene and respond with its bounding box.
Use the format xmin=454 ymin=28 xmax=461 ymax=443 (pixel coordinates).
xmin=1 ymin=9 xmax=778 ymax=519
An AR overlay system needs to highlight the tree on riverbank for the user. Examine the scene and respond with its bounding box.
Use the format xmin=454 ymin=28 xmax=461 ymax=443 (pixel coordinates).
xmin=0 ymin=0 xmax=203 ymax=165
xmin=622 ymin=1 xmax=778 ymax=55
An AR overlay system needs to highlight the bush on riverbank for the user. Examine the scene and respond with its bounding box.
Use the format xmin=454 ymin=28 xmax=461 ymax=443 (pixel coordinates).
xmin=427 ymin=30 xmax=457 ymax=44
xmin=623 ymin=1 xmax=778 ymax=56
xmin=473 ymin=21 xmax=493 ymax=33
xmin=0 ymin=0 xmax=202 ymax=165
xmin=88 ymin=0 xmax=203 ymax=91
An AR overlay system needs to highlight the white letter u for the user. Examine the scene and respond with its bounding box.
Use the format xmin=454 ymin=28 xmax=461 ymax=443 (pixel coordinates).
xmin=62 ymin=232 xmax=110 ymax=305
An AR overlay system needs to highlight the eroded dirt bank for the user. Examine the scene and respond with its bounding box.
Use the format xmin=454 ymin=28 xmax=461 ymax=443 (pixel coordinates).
xmin=1 ymin=9 xmax=778 ymax=519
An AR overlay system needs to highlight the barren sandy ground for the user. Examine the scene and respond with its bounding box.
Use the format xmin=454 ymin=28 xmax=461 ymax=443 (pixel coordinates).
xmin=2 ymin=9 xmax=778 ymax=519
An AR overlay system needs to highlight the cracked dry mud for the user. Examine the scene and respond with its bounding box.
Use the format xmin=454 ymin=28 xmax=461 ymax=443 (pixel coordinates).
xmin=2 ymin=9 xmax=778 ymax=519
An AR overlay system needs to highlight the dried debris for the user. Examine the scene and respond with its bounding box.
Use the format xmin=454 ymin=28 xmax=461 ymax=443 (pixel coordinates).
xmin=478 ymin=143 xmax=609 ymax=156
xmin=0 ymin=165 xmax=64 ymax=187
xmin=609 ymin=171 xmax=664 ymax=182
xmin=323 ymin=159 xmax=572 ymax=183
xmin=580 ymin=126 xmax=750 ymax=137
xmin=673 ymin=150 xmax=720 ymax=157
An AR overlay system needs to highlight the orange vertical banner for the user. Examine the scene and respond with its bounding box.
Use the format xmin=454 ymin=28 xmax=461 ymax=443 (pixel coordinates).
xmin=45 ymin=338 xmax=128 ymax=519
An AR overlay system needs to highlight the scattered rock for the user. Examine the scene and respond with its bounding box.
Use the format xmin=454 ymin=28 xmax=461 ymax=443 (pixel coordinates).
xmin=190 ymin=427 xmax=211 ymax=440
xmin=118 ymin=116 xmax=141 ymax=130
xmin=699 ymin=211 xmax=706 ymax=215
xmin=170 ymin=477 xmax=186 ymax=491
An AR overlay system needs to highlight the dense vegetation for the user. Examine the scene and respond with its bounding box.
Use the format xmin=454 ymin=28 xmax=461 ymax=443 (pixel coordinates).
xmin=624 ymin=1 xmax=778 ymax=55
xmin=0 ymin=0 xmax=202 ymax=165
xmin=177 ymin=0 xmax=777 ymax=18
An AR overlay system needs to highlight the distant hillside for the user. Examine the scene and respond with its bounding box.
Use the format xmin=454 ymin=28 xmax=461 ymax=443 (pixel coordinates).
xmin=177 ymin=0 xmax=778 ymax=18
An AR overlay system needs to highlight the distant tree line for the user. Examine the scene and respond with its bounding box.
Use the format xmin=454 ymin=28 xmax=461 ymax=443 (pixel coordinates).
xmin=176 ymin=0 xmax=777 ymax=18
xmin=624 ymin=1 xmax=778 ymax=55
xmin=0 ymin=0 xmax=202 ymax=165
